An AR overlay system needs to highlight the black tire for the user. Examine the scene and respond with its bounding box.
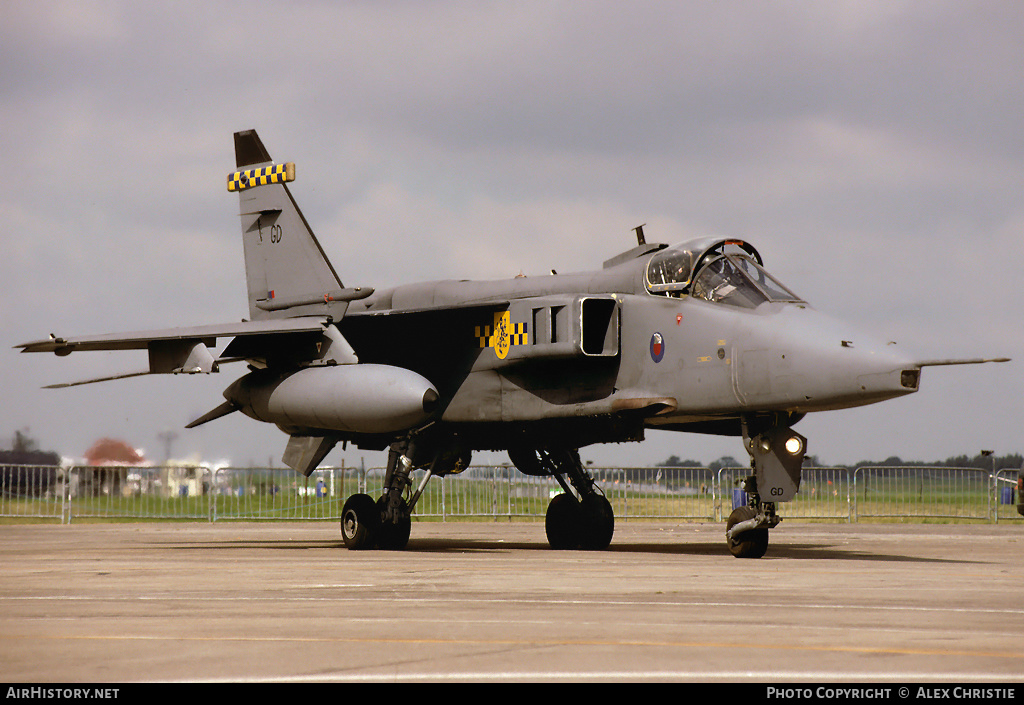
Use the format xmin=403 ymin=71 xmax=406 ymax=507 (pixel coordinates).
xmin=340 ymin=493 xmax=379 ymax=550
xmin=726 ymin=506 xmax=769 ymax=558
xmin=579 ymin=493 xmax=614 ymax=550
xmin=545 ymin=493 xmax=581 ymax=549
xmin=375 ymin=496 xmax=412 ymax=550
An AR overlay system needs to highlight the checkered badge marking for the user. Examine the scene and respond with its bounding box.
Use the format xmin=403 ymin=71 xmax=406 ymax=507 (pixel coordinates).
xmin=227 ymin=162 xmax=296 ymax=192
xmin=475 ymin=311 xmax=528 ymax=359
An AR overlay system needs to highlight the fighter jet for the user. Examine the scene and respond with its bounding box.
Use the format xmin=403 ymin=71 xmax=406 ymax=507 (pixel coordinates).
xmin=17 ymin=130 xmax=1009 ymax=557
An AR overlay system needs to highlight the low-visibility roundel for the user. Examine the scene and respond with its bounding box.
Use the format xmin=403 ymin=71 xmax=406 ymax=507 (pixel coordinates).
xmin=650 ymin=332 xmax=665 ymax=363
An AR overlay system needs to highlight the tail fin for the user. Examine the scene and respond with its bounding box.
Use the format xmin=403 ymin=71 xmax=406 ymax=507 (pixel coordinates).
xmin=231 ymin=129 xmax=347 ymax=321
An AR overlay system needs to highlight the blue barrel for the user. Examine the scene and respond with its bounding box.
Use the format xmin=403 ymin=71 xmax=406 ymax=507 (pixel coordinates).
xmin=1000 ymin=486 xmax=1015 ymax=505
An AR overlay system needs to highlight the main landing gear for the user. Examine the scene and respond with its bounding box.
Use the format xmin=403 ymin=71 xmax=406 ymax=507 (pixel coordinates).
xmin=509 ymin=447 xmax=614 ymax=550
xmin=340 ymin=437 xmax=467 ymax=550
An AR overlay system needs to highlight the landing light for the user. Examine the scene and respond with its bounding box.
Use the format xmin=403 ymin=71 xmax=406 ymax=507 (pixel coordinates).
xmin=785 ymin=436 xmax=804 ymax=456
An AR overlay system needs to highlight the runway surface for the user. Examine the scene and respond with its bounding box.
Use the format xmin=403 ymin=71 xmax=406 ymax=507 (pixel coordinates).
xmin=1 ymin=520 xmax=1022 ymax=683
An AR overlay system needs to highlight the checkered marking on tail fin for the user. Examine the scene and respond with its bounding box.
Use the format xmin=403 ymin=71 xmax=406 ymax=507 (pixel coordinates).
xmin=228 ymin=162 xmax=295 ymax=192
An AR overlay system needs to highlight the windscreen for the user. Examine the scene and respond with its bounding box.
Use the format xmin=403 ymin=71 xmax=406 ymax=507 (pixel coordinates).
xmin=690 ymin=255 xmax=802 ymax=309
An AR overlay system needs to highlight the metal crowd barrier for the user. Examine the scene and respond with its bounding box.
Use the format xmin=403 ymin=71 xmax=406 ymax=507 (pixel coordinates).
xmin=0 ymin=463 xmax=1019 ymax=524
xmin=0 ymin=465 xmax=63 ymax=521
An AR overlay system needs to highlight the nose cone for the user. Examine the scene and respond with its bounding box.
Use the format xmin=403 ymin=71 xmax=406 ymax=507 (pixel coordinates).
xmin=736 ymin=306 xmax=919 ymax=412
xmin=849 ymin=345 xmax=920 ymax=404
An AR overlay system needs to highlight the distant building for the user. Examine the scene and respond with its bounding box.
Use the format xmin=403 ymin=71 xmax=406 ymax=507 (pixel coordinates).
xmin=84 ymin=438 xmax=145 ymax=466
xmin=78 ymin=438 xmax=148 ymax=497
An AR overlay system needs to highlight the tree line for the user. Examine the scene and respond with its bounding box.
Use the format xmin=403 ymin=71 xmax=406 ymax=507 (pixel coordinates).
xmin=0 ymin=430 xmax=60 ymax=467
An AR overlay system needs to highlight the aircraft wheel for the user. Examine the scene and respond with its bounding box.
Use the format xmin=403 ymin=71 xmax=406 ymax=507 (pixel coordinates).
xmin=726 ymin=506 xmax=769 ymax=559
xmin=341 ymin=493 xmax=379 ymax=550
xmin=579 ymin=493 xmax=614 ymax=550
xmin=545 ymin=493 xmax=581 ymax=549
xmin=375 ymin=497 xmax=412 ymax=550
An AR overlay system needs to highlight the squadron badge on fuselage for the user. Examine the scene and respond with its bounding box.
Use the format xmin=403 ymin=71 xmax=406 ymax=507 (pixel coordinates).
xmin=476 ymin=311 xmax=528 ymax=359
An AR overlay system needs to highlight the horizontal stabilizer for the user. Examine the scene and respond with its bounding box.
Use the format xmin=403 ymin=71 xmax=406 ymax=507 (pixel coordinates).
xmin=43 ymin=370 xmax=151 ymax=389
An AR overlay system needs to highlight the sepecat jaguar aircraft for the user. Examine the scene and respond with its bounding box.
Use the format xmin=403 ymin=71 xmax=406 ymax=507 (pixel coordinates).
xmin=17 ymin=130 xmax=1008 ymax=557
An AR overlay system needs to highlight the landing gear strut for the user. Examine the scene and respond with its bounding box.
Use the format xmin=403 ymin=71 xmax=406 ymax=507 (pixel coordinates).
xmin=510 ymin=447 xmax=614 ymax=550
xmin=339 ymin=433 xmax=471 ymax=550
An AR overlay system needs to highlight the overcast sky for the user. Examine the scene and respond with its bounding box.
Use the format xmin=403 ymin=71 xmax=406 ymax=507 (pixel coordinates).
xmin=2 ymin=1 xmax=1021 ymax=470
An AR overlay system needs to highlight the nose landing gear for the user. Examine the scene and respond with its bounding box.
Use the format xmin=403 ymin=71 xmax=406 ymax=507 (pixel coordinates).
xmin=725 ymin=490 xmax=776 ymax=559
xmin=726 ymin=417 xmax=807 ymax=558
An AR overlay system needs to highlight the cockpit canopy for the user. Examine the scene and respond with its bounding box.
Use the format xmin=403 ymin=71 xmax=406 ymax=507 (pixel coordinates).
xmin=645 ymin=238 xmax=803 ymax=308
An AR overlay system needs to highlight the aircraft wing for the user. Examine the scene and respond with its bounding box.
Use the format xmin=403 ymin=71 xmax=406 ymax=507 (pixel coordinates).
xmin=16 ymin=318 xmax=329 ymax=354
xmin=16 ymin=317 xmax=333 ymax=387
